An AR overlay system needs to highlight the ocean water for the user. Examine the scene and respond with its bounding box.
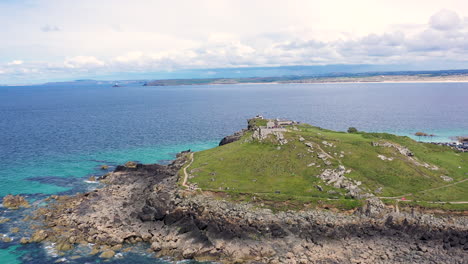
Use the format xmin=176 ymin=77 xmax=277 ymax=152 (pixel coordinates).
xmin=0 ymin=82 xmax=468 ymax=263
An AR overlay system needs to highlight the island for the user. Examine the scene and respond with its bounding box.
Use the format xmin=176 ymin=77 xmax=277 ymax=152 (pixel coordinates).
xmin=23 ymin=117 xmax=468 ymax=263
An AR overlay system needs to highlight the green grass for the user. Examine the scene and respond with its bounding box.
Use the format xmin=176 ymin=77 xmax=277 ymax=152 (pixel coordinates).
xmin=185 ymin=121 xmax=468 ymax=211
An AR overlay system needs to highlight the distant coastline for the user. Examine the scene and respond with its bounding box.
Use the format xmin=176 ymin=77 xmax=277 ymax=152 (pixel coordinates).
xmin=4 ymin=68 xmax=468 ymax=87
xmin=144 ymin=73 xmax=468 ymax=87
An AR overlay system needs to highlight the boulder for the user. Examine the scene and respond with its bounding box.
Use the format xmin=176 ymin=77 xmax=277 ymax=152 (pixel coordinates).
xmin=89 ymin=248 xmax=100 ymax=255
xmin=88 ymin=176 xmax=97 ymax=182
xmin=124 ymin=161 xmax=138 ymax=169
xmin=151 ymin=242 xmax=162 ymax=251
xmin=99 ymin=250 xmax=115 ymax=259
xmin=56 ymin=242 xmax=74 ymax=251
xmin=359 ymin=197 xmax=386 ymax=217
xmin=2 ymin=195 xmax=29 ymax=209
xmin=30 ymin=230 xmax=48 ymax=243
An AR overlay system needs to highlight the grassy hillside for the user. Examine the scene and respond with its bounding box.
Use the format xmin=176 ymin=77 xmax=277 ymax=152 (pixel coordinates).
xmin=182 ymin=120 xmax=468 ymax=211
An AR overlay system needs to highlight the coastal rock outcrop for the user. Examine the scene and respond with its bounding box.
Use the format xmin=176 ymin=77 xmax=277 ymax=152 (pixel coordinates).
xmin=219 ymin=129 xmax=247 ymax=146
xmin=2 ymin=194 xmax=29 ymax=209
xmin=32 ymin=153 xmax=468 ymax=263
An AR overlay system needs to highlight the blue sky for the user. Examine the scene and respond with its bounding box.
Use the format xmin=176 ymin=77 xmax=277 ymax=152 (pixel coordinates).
xmin=1 ymin=0 xmax=468 ymax=84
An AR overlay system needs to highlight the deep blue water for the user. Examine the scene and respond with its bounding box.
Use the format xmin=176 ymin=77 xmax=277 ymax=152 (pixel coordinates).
xmin=0 ymin=82 xmax=468 ymax=263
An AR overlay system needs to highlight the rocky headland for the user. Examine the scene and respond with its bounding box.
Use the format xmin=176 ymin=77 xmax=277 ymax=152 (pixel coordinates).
xmin=26 ymin=124 xmax=468 ymax=263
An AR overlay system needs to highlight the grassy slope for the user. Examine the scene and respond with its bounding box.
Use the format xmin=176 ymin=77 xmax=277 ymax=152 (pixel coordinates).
xmin=186 ymin=123 xmax=468 ymax=210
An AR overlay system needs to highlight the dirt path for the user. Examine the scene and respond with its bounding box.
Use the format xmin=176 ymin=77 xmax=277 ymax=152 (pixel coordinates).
xmin=379 ymin=178 xmax=468 ymax=203
xmin=181 ymin=152 xmax=194 ymax=188
xmin=312 ymin=142 xmax=335 ymax=160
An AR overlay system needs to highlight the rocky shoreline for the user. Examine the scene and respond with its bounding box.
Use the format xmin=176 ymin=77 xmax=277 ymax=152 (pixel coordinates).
xmin=22 ymin=147 xmax=467 ymax=264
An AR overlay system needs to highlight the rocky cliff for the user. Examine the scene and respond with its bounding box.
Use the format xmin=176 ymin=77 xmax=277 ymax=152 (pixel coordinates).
xmin=219 ymin=129 xmax=247 ymax=146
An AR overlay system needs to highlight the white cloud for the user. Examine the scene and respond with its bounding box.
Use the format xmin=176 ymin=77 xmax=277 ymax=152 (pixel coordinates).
xmin=41 ymin=24 xmax=61 ymax=32
xmin=2 ymin=2 xmax=468 ymax=83
xmin=429 ymin=9 xmax=461 ymax=30
xmin=7 ymin=60 xmax=24 ymax=66
xmin=64 ymin=56 xmax=105 ymax=69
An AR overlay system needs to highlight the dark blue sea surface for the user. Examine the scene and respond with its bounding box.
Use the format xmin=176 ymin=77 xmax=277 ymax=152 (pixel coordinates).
xmin=0 ymin=82 xmax=468 ymax=263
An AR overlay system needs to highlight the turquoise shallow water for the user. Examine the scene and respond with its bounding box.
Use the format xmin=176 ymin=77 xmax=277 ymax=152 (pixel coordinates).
xmin=0 ymin=82 xmax=467 ymax=263
xmin=0 ymin=140 xmax=218 ymax=197
xmin=0 ymin=141 xmax=218 ymax=264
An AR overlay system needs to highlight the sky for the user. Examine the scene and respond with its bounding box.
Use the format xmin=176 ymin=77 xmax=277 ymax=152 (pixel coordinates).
xmin=1 ymin=0 xmax=468 ymax=84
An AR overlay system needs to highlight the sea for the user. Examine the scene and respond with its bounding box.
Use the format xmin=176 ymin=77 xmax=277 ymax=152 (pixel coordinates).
xmin=0 ymin=82 xmax=467 ymax=263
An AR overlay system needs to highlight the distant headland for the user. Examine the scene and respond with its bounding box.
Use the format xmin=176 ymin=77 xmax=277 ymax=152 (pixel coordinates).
xmin=16 ymin=68 xmax=468 ymax=88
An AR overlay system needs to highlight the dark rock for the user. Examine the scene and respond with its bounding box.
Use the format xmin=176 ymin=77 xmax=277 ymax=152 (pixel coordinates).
xmin=164 ymin=209 xmax=185 ymax=225
xmin=219 ymin=130 xmax=246 ymax=146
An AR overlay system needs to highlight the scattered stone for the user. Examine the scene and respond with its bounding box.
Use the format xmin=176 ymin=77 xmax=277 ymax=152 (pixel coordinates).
xmin=56 ymin=242 xmax=74 ymax=251
xmin=317 ymin=153 xmax=327 ymax=160
xmin=30 ymin=230 xmax=48 ymax=243
xmin=99 ymin=250 xmax=115 ymax=259
xmin=359 ymin=197 xmax=386 ymax=217
xmin=372 ymin=141 xmax=413 ymax=156
xmin=89 ymin=248 xmax=100 ymax=255
xmin=88 ymin=176 xmax=97 ymax=182
xmin=377 ymin=154 xmax=394 ymax=161
xmin=124 ymin=161 xmax=137 ymax=168
xmin=315 ymin=185 xmax=323 ymax=192
xmin=273 ymin=131 xmax=288 ymax=145
xmin=111 ymin=244 xmax=123 ymax=251
xmin=440 ymin=175 xmax=453 ymax=182
xmin=317 ymin=165 xmax=367 ymax=198
xmin=0 ymin=218 xmax=10 ymax=224
xmin=2 ymin=194 xmax=29 ymax=209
